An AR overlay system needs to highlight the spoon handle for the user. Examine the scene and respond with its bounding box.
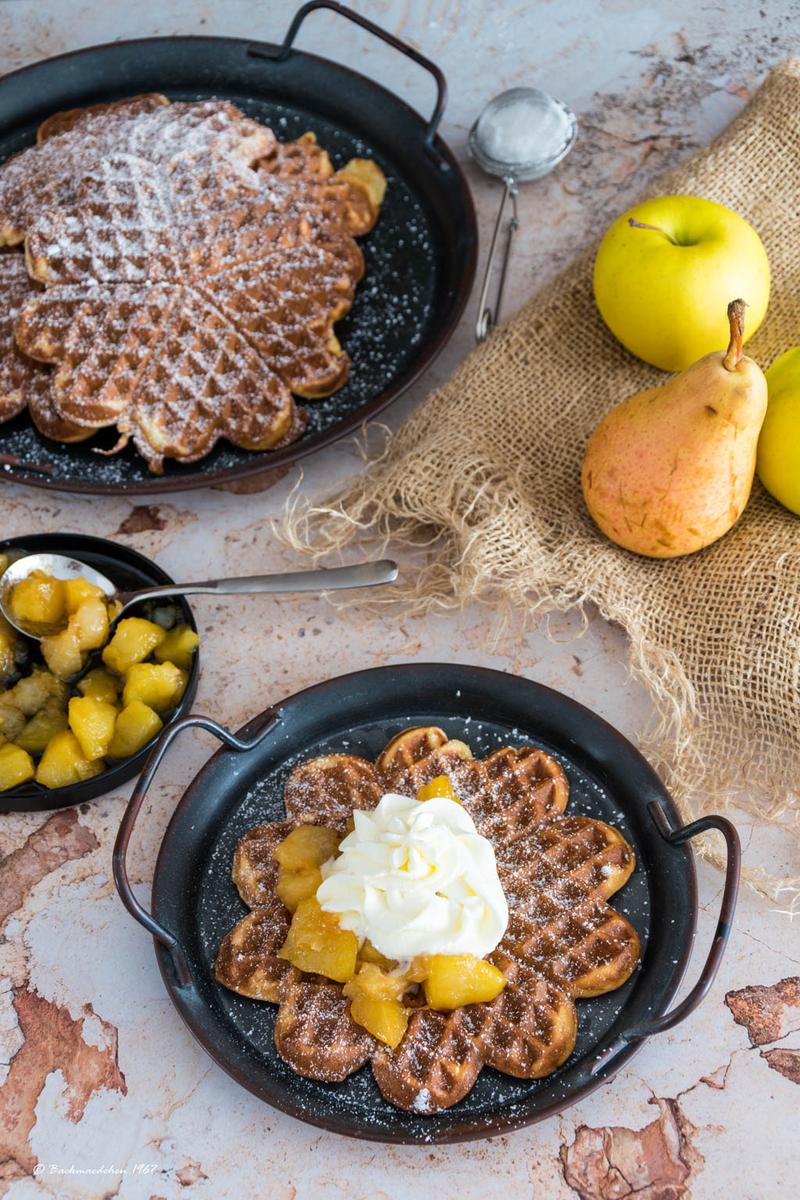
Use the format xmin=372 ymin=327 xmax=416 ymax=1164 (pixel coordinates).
xmin=116 ymin=559 xmax=398 ymax=608
xmin=475 ymin=177 xmax=519 ymax=342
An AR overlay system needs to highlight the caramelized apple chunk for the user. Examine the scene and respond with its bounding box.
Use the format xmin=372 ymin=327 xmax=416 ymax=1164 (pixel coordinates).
xmin=348 ymin=993 xmax=408 ymax=1048
xmin=102 ymin=617 xmax=166 ymax=675
xmin=35 ymin=730 xmax=103 ymax=789
xmin=343 ymin=963 xmax=415 ymax=1048
xmin=276 ymin=867 xmax=322 ymax=913
xmin=278 ymin=897 xmax=358 ymax=982
xmin=0 ymin=697 xmax=25 ymax=745
xmin=122 ymin=662 xmax=187 ymax=713
xmin=416 ymin=774 xmax=460 ymax=804
xmin=68 ymin=695 xmax=117 ymax=760
xmin=275 ymin=825 xmax=339 ymax=872
xmin=153 ymin=624 xmax=199 ymax=671
xmin=107 ymin=700 xmax=163 ymax=759
xmin=70 ymin=597 xmax=109 ymax=651
xmin=12 ymin=668 xmax=66 ymax=715
xmin=77 ymin=668 xmax=120 ymax=705
xmin=345 ymin=962 xmax=407 ymax=1001
xmin=16 ymin=701 xmax=68 ymax=755
xmin=8 ymin=571 xmax=66 ymax=632
xmin=357 ymin=940 xmax=397 ymax=972
xmin=422 ymin=954 xmax=506 ymax=1010
xmin=338 ymin=158 xmax=387 ymax=209
xmin=0 ymin=613 xmax=24 ymax=684
xmin=41 ymin=626 xmax=84 ymax=679
xmin=63 ymin=577 xmax=105 ymax=613
xmin=0 ymin=743 xmax=35 ymax=790
xmin=274 ymin=825 xmax=339 ymax=912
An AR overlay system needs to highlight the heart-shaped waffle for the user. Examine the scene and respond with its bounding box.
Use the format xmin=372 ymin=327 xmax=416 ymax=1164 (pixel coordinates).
xmin=215 ymin=726 xmax=641 ymax=1113
xmin=13 ymin=143 xmax=369 ymax=470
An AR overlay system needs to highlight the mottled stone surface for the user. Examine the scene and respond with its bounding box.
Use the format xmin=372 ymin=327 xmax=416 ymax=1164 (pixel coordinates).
xmin=0 ymin=1 xmax=798 ymax=1197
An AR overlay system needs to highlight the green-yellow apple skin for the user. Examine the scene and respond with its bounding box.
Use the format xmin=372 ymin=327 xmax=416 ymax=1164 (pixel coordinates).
xmin=757 ymin=346 xmax=800 ymax=515
xmin=593 ymin=195 xmax=770 ymax=372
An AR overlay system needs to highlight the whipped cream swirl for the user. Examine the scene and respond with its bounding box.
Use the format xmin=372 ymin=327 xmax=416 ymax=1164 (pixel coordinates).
xmin=316 ymin=792 xmax=509 ymax=960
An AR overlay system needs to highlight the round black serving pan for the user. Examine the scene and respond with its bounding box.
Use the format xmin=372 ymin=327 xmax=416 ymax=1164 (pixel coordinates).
xmin=0 ymin=533 xmax=199 ymax=813
xmin=114 ymin=664 xmax=739 ymax=1143
xmin=0 ymin=1 xmax=477 ymax=494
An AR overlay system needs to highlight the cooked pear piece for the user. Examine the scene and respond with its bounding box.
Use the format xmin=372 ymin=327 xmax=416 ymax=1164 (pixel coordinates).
xmin=582 ymin=300 xmax=768 ymax=557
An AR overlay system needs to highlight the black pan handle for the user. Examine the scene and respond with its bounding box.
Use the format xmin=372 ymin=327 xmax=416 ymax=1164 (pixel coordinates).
xmin=112 ymin=709 xmax=280 ymax=988
xmin=591 ymin=801 xmax=740 ymax=1075
xmin=249 ymin=0 xmax=447 ymax=158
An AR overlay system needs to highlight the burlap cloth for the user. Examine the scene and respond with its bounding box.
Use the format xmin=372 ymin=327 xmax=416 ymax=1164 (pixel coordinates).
xmin=285 ymin=61 xmax=800 ymax=906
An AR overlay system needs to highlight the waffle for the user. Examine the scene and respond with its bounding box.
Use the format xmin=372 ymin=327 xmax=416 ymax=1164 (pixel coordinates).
xmin=0 ymin=96 xmax=385 ymax=470
xmin=215 ymin=726 xmax=640 ymax=1113
xmin=13 ymin=144 xmax=370 ymax=470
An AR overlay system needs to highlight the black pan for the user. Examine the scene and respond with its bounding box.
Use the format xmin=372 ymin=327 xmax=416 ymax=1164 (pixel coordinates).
xmin=0 ymin=533 xmax=199 ymax=812
xmin=113 ymin=663 xmax=739 ymax=1144
xmin=0 ymin=1 xmax=477 ymax=494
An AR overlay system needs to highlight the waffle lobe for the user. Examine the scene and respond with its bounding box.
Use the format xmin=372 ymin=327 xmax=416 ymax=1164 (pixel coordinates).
xmin=215 ymin=726 xmax=641 ymax=1114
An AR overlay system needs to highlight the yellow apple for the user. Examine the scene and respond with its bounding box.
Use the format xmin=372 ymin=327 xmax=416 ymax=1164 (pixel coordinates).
xmin=593 ymin=196 xmax=770 ymax=371
xmin=757 ymin=346 xmax=800 ymax=515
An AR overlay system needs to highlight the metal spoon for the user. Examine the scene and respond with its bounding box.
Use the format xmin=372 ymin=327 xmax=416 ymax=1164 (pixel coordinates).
xmin=0 ymin=553 xmax=399 ymax=640
xmin=469 ymin=86 xmax=577 ymax=342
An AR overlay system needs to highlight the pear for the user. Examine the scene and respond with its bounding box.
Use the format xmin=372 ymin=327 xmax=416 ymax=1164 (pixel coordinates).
xmin=582 ymin=300 xmax=767 ymax=558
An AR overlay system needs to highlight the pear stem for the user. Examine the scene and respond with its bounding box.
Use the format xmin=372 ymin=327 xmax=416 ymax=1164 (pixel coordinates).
xmin=722 ymin=299 xmax=746 ymax=371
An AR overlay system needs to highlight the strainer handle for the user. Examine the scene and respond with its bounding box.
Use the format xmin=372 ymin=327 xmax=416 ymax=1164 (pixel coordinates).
xmin=112 ymin=709 xmax=280 ymax=988
xmin=475 ymin=178 xmax=519 ymax=342
xmin=590 ymin=803 xmax=740 ymax=1075
xmin=249 ymin=0 xmax=448 ymax=157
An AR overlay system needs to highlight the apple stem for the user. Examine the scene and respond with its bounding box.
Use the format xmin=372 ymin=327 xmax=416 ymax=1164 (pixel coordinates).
xmin=628 ymin=217 xmax=666 ymax=234
xmin=723 ymin=299 xmax=746 ymax=371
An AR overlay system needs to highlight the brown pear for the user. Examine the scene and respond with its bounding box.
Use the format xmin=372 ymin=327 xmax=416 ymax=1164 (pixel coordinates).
xmin=582 ymin=300 xmax=767 ymax=558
